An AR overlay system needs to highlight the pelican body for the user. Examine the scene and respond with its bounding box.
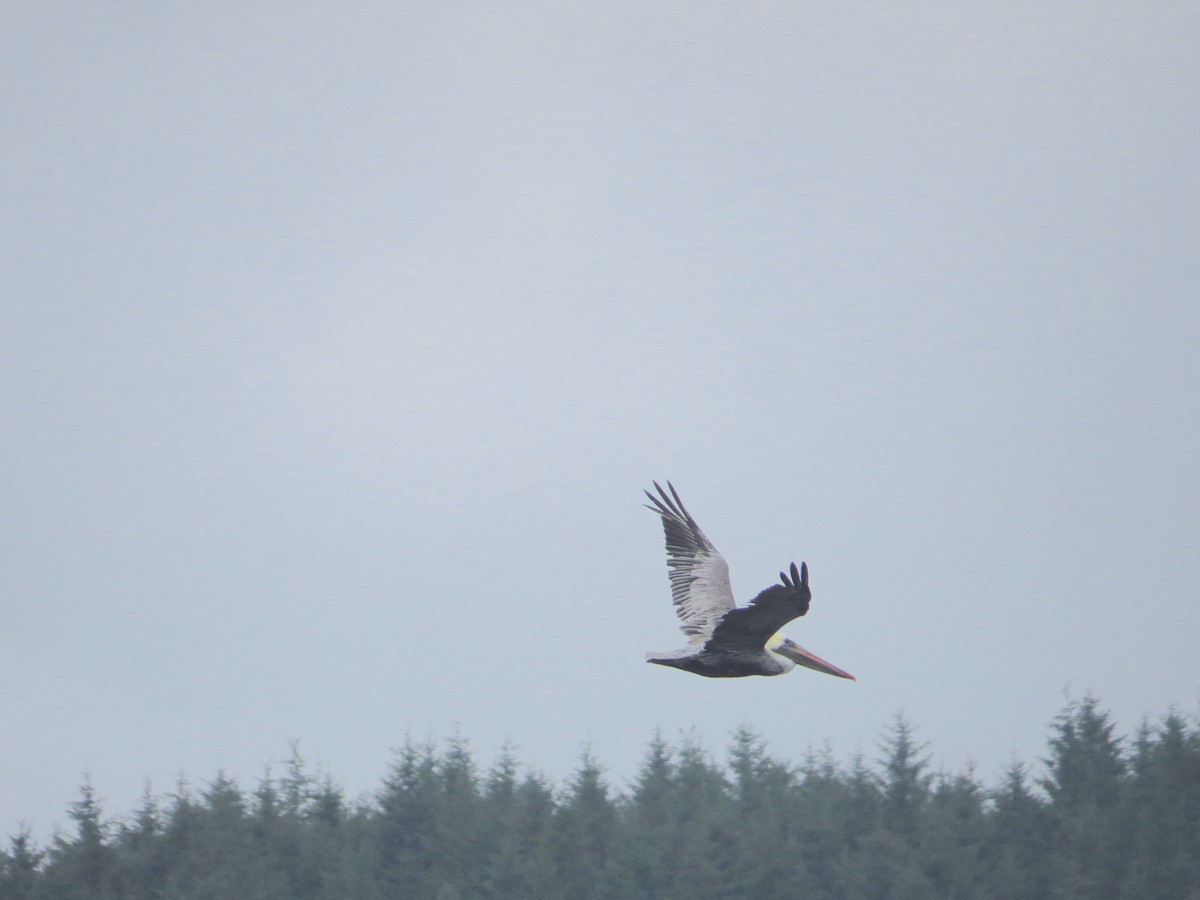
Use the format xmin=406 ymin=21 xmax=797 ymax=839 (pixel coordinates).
xmin=644 ymin=482 xmax=855 ymax=681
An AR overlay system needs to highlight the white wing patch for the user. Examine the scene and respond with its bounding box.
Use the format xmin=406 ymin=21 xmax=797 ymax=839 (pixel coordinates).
xmin=645 ymin=482 xmax=736 ymax=644
xmin=669 ymin=547 xmax=734 ymax=643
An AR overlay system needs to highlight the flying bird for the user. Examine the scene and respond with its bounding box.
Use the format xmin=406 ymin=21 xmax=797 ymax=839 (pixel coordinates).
xmin=644 ymin=481 xmax=855 ymax=680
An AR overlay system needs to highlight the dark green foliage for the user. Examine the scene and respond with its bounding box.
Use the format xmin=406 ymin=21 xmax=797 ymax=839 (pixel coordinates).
xmin=1042 ymin=694 xmax=1126 ymax=810
xmin=7 ymin=697 xmax=1200 ymax=900
xmin=1041 ymin=695 xmax=1130 ymax=900
xmin=879 ymin=714 xmax=932 ymax=841
xmin=984 ymin=760 xmax=1054 ymax=900
xmin=39 ymin=777 xmax=114 ymax=899
xmin=553 ymin=750 xmax=625 ymax=899
xmin=1 ymin=827 xmax=43 ymax=900
xmin=1118 ymin=713 xmax=1200 ymax=900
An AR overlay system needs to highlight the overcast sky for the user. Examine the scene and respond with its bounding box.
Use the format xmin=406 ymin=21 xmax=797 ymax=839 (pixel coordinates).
xmin=4 ymin=2 xmax=1199 ymax=841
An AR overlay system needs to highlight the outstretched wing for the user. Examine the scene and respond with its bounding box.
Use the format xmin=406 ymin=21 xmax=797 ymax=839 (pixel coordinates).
xmin=644 ymin=481 xmax=735 ymax=644
xmin=706 ymin=561 xmax=811 ymax=652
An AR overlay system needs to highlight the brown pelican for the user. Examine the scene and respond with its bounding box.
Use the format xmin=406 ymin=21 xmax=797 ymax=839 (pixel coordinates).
xmin=644 ymin=481 xmax=855 ymax=680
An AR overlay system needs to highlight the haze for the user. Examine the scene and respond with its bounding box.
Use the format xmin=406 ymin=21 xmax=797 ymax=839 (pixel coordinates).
xmin=3 ymin=2 xmax=1198 ymax=840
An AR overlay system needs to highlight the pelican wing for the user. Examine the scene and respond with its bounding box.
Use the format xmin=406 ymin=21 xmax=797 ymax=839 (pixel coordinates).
xmin=645 ymin=481 xmax=735 ymax=643
xmin=706 ymin=561 xmax=811 ymax=652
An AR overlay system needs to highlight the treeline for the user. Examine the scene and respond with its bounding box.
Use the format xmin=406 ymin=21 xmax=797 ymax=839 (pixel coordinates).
xmin=3 ymin=695 xmax=1200 ymax=900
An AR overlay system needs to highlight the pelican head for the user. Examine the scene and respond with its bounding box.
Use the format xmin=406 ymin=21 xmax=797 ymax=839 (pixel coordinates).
xmin=768 ymin=632 xmax=856 ymax=680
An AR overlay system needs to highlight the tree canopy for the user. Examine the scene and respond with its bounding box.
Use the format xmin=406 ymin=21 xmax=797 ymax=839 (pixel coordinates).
xmin=4 ymin=695 xmax=1200 ymax=900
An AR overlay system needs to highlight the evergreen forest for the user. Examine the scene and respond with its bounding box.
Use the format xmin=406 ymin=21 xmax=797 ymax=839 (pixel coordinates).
xmin=4 ymin=695 xmax=1199 ymax=900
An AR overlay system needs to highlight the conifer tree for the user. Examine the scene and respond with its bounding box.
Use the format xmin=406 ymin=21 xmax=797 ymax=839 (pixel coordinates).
xmin=984 ymin=759 xmax=1053 ymax=900
xmin=1119 ymin=712 xmax=1200 ymax=899
xmin=792 ymin=745 xmax=855 ymax=898
xmin=42 ymin=778 xmax=113 ymax=899
xmin=671 ymin=734 xmax=734 ymax=897
xmin=553 ymin=749 xmax=624 ymax=900
xmin=843 ymin=751 xmax=882 ymax=850
xmin=622 ymin=732 xmax=679 ymax=899
xmin=430 ymin=732 xmax=481 ymax=897
xmin=478 ymin=744 xmax=537 ymax=899
xmin=1042 ymin=694 xmax=1126 ymax=810
xmin=0 ymin=826 xmax=42 ymax=900
xmin=376 ymin=736 xmax=440 ymax=897
xmin=878 ymin=714 xmax=931 ymax=841
xmin=109 ymin=782 xmax=167 ymax=899
xmin=1041 ymin=694 xmax=1128 ymax=899
xmin=722 ymin=728 xmax=808 ymax=898
xmin=922 ymin=770 xmax=987 ymax=899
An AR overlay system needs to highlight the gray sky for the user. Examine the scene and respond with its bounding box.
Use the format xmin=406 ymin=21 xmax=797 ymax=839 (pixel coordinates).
xmin=4 ymin=2 xmax=1199 ymax=840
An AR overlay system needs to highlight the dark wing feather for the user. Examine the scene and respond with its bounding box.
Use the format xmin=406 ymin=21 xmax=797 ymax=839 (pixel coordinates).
xmin=705 ymin=561 xmax=811 ymax=652
xmin=644 ymin=481 xmax=735 ymax=643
